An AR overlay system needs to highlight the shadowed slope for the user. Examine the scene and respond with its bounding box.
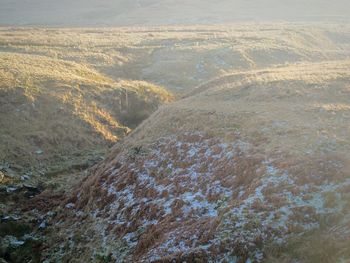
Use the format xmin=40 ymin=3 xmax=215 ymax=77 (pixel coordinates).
xmin=0 ymin=52 xmax=173 ymax=182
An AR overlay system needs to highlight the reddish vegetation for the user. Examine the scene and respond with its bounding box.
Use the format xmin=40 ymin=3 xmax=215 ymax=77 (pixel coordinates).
xmin=22 ymin=190 xmax=65 ymax=213
xmin=53 ymin=132 xmax=350 ymax=262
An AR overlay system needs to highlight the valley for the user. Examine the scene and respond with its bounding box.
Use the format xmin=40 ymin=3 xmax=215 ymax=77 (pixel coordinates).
xmin=0 ymin=23 xmax=350 ymax=262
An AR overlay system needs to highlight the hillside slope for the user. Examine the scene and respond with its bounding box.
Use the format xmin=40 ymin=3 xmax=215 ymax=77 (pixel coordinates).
xmin=1 ymin=24 xmax=350 ymax=262
xmin=46 ymin=60 xmax=350 ymax=262
xmin=0 ymin=52 xmax=172 ymax=184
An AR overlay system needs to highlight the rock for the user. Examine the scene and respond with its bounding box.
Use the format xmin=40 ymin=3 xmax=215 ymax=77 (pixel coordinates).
xmin=1 ymin=215 xmax=21 ymax=223
xmin=20 ymin=175 xmax=30 ymax=181
xmin=38 ymin=221 xmax=47 ymax=230
xmin=35 ymin=149 xmax=43 ymax=155
xmin=6 ymin=236 xmax=25 ymax=248
xmin=5 ymin=186 xmax=19 ymax=193
xmin=65 ymin=203 xmax=75 ymax=209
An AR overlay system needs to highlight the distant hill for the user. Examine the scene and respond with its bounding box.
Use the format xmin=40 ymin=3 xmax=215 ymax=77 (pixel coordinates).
xmin=0 ymin=0 xmax=350 ymax=26
xmin=1 ymin=24 xmax=349 ymax=93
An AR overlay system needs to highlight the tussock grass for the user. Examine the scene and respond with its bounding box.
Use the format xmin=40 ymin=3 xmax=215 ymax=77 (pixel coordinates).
xmin=2 ymin=24 xmax=350 ymax=262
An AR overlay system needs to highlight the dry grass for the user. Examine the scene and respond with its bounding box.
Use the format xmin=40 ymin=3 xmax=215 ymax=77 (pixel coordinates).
xmin=68 ymin=58 xmax=350 ymax=262
xmin=1 ymin=23 xmax=349 ymax=92
xmin=0 ymin=50 xmax=173 ymax=180
xmin=1 ymin=25 xmax=348 ymax=178
xmin=2 ymin=24 xmax=350 ymax=262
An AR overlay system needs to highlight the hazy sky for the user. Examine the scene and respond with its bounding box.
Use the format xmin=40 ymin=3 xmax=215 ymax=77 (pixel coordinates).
xmin=0 ymin=0 xmax=349 ymax=26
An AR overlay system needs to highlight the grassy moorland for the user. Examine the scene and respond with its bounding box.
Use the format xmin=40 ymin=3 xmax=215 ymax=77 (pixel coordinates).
xmin=0 ymin=23 xmax=350 ymax=262
xmin=51 ymin=59 xmax=350 ymax=263
xmin=1 ymin=23 xmax=349 ymax=92
xmin=1 ymin=23 xmax=339 ymax=186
